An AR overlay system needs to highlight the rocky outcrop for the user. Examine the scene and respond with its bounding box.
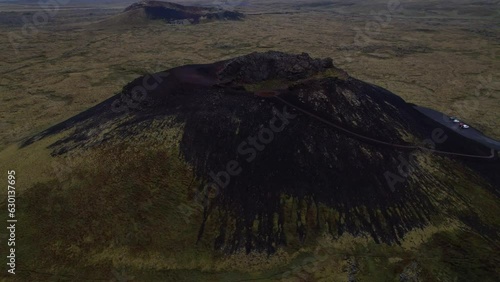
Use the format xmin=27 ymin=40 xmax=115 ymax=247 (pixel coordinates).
xmin=217 ymin=52 xmax=335 ymax=83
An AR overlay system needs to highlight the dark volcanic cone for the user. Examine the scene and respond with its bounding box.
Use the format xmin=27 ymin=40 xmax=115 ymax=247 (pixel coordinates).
xmin=22 ymin=51 xmax=500 ymax=253
xmin=112 ymin=0 xmax=244 ymax=25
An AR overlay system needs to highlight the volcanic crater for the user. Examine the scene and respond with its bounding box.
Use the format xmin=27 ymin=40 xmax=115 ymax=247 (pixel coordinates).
xmin=108 ymin=0 xmax=245 ymax=25
xmin=22 ymin=51 xmax=500 ymax=253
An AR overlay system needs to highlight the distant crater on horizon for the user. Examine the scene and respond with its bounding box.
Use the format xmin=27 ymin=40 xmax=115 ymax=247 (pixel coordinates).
xmin=98 ymin=0 xmax=245 ymax=26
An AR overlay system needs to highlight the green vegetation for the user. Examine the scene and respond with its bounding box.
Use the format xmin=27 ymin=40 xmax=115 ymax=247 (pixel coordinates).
xmin=11 ymin=144 xmax=204 ymax=279
xmin=242 ymin=68 xmax=347 ymax=93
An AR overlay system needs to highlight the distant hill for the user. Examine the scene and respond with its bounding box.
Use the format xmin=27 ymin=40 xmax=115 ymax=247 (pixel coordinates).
xmin=96 ymin=0 xmax=244 ymax=26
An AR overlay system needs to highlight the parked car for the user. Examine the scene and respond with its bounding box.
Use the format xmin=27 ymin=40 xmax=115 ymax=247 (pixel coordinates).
xmin=449 ymin=116 xmax=469 ymax=128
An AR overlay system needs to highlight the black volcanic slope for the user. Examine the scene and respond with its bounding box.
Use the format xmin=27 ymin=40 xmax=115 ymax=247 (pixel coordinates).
xmin=119 ymin=0 xmax=244 ymax=24
xmin=22 ymin=51 xmax=500 ymax=253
